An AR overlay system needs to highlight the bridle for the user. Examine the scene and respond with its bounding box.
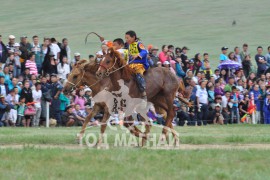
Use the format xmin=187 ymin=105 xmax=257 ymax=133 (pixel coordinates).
xmin=65 ymin=64 xmax=101 ymax=93
xmin=98 ymin=56 xmax=118 ymax=76
xmin=98 ymin=55 xmax=135 ymax=77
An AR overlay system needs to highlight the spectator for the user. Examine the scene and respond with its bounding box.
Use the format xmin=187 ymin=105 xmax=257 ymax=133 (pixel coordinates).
xmin=193 ymin=53 xmax=202 ymax=75
xmin=57 ymin=56 xmax=70 ymax=82
xmin=88 ymin=55 xmax=95 ymax=62
xmin=6 ymin=35 xmax=17 ymax=54
xmin=175 ymin=57 xmax=186 ymax=79
xmin=219 ymin=46 xmax=228 ymax=62
xmin=29 ymin=35 xmax=43 ymax=74
xmin=265 ymin=46 xmax=270 ymax=69
xmin=1 ymin=105 xmax=17 ymax=127
xmin=58 ymin=38 xmax=71 ymax=63
xmin=241 ymin=54 xmax=252 ymax=78
xmin=50 ymin=38 xmax=60 ymax=61
xmin=228 ymin=52 xmax=236 ymax=61
xmin=25 ymin=53 xmax=38 ymax=76
xmin=0 ymin=35 xmax=8 ymax=66
xmin=73 ymin=52 xmax=81 ymax=65
xmin=16 ymin=96 xmax=26 ymax=126
xmin=175 ymin=47 xmax=181 ymax=57
xmin=220 ymin=69 xmax=228 ymax=83
xmin=196 ymin=79 xmax=209 ymax=126
xmin=20 ymin=80 xmax=33 ymax=127
xmin=168 ymin=45 xmax=175 ymax=60
xmin=50 ymin=73 xmax=62 ymax=126
xmin=180 ymin=46 xmax=189 ymax=71
xmin=74 ymin=88 xmax=87 ymax=111
xmin=158 ymin=45 xmax=170 ymax=64
xmin=213 ymin=69 xmax=220 ymax=80
xmin=149 ymin=46 xmax=159 ymax=67
xmin=234 ymin=46 xmax=241 ymax=63
xmin=9 ymin=77 xmax=21 ymax=92
xmin=239 ymin=94 xmax=250 ymax=123
xmin=0 ymin=95 xmax=10 ymax=120
xmin=255 ymin=46 xmax=267 ymax=77
xmin=42 ymin=38 xmax=52 ymax=70
xmin=61 ymin=105 xmax=76 ymax=126
xmin=230 ymin=86 xmax=240 ymax=124
xmin=32 ymin=82 xmax=42 ymax=127
xmin=214 ymin=80 xmax=224 ymax=96
xmin=250 ymin=84 xmax=262 ymax=124
xmin=59 ymin=90 xmax=70 ymax=125
xmin=84 ymin=88 xmax=93 ymax=106
xmin=43 ymin=52 xmax=57 ymax=75
xmin=207 ymin=81 xmax=215 ymax=107
xmin=19 ymin=36 xmax=31 ymax=71
xmin=201 ymin=53 xmax=212 ymax=78
xmin=213 ymin=104 xmax=224 ymax=125
xmin=263 ymin=92 xmax=270 ymax=124
xmin=6 ymin=88 xmax=19 ymax=106
xmin=224 ymin=77 xmax=235 ymax=92
xmin=73 ymin=104 xmax=85 ymax=126
xmin=240 ymin=43 xmax=250 ymax=62
xmin=0 ymin=76 xmax=8 ymax=96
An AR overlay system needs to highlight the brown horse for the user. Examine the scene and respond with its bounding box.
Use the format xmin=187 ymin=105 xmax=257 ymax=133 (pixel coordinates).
xmin=63 ymin=60 xmax=150 ymax=144
xmin=96 ymin=48 xmax=184 ymax=143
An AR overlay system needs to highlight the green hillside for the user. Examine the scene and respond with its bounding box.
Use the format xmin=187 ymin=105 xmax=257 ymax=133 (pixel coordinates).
xmin=1 ymin=0 xmax=270 ymax=67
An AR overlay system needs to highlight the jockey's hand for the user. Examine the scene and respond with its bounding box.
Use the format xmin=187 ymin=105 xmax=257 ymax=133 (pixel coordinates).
xmin=131 ymin=54 xmax=139 ymax=60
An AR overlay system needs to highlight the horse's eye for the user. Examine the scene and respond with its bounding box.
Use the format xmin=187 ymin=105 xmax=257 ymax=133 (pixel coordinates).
xmin=73 ymin=75 xmax=78 ymax=79
xmin=106 ymin=60 xmax=110 ymax=64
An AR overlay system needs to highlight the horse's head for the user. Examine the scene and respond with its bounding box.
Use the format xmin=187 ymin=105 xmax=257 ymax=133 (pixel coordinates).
xmin=63 ymin=59 xmax=89 ymax=95
xmin=96 ymin=47 xmax=122 ymax=78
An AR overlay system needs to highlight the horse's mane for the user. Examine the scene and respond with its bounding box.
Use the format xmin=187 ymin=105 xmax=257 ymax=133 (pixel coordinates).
xmin=76 ymin=59 xmax=99 ymax=73
xmin=109 ymin=48 xmax=134 ymax=81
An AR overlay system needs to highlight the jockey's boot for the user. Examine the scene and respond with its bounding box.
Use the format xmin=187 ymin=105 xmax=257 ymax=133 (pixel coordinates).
xmin=135 ymin=73 xmax=147 ymax=109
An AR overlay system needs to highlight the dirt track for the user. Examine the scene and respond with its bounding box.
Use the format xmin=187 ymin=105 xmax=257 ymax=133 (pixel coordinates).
xmin=1 ymin=144 xmax=270 ymax=150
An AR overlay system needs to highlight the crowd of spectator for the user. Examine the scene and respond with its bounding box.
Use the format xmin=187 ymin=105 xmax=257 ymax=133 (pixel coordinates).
xmin=0 ymin=33 xmax=270 ymax=127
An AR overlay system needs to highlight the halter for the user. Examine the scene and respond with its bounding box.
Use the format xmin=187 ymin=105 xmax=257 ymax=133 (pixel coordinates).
xmin=65 ymin=68 xmax=86 ymax=92
xmin=99 ymin=57 xmax=118 ymax=76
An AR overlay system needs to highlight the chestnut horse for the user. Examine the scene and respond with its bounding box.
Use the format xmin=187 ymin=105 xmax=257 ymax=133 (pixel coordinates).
xmin=63 ymin=60 xmax=150 ymax=143
xmin=96 ymin=48 xmax=186 ymax=143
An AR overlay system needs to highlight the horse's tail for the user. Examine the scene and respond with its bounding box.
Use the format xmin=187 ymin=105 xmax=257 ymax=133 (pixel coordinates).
xmin=85 ymin=32 xmax=105 ymax=44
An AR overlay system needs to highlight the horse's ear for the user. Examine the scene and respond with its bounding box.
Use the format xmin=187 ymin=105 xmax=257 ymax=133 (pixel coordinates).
xmin=107 ymin=47 xmax=115 ymax=57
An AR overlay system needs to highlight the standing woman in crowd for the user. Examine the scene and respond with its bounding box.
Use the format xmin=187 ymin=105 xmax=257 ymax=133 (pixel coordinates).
xmin=219 ymin=69 xmax=228 ymax=83
xmin=228 ymin=52 xmax=236 ymax=61
xmin=32 ymin=82 xmax=42 ymax=127
xmin=158 ymin=45 xmax=171 ymax=64
xmin=214 ymin=79 xmax=224 ymax=96
xmin=239 ymin=94 xmax=250 ymax=123
xmin=43 ymin=52 xmax=58 ymax=75
xmin=57 ymin=56 xmax=70 ymax=83
xmin=20 ymin=80 xmax=33 ymax=127
xmin=175 ymin=47 xmax=182 ymax=57
xmin=242 ymin=55 xmax=252 ymax=78
xmin=25 ymin=53 xmax=38 ymax=76
xmin=246 ymin=72 xmax=257 ymax=90
xmin=193 ymin=53 xmax=202 ymax=75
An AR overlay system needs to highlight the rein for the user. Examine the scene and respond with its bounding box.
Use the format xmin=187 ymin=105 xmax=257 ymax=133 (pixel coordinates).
xmin=99 ymin=56 xmax=136 ymax=77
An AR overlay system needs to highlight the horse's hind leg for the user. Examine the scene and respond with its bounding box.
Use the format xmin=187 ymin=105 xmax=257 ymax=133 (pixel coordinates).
xmin=123 ymin=115 xmax=145 ymax=139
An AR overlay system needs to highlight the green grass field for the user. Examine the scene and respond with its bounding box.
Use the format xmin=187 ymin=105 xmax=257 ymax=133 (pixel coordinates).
xmin=1 ymin=125 xmax=270 ymax=180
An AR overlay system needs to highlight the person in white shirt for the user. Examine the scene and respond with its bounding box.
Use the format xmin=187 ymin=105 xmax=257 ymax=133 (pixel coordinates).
xmin=0 ymin=76 xmax=7 ymax=96
xmin=32 ymin=82 xmax=42 ymax=127
xmin=96 ymin=44 xmax=108 ymax=63
xmin=196 ymin=79 xmax=209 ymax=126
xmin=57 ymin=56 xmax=70 ymax=82
xmin=5 ymin=88 xmax=19 ymax=106
xmin=50 ymin=38 xmax=60 ymax=60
